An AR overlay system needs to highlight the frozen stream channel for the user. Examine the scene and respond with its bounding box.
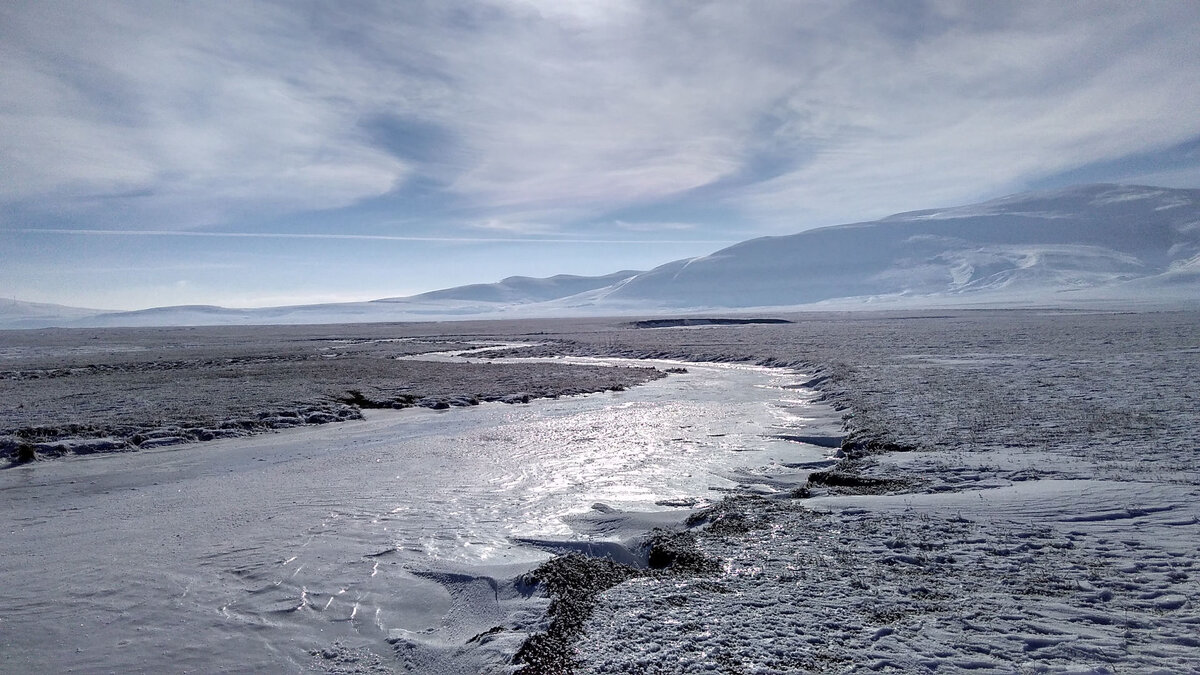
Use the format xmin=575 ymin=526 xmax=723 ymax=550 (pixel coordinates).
xmin=1 ymin=359 xmax=837 ymax=673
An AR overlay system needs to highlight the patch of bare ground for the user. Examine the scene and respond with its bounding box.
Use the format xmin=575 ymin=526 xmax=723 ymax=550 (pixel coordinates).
xmin=512 ymin=529 xmax=723 ymax=674
xmin=0 ymin=325 xmax=663 ymax=461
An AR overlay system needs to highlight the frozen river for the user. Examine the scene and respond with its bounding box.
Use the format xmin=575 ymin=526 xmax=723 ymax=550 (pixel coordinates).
xmin=0 ymin=358 xmax=837 ymax=673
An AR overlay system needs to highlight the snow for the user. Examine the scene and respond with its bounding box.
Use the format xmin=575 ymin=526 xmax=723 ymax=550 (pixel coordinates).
xmin=0 ymin=329 xmax=665 ymax=458
xmin=5 ymin=183 xmax=1198 ymax=330
xmin=397 ymin=271 xmax=642 ymax=304
xmin=0 ymin=340 xmax=826 ymax=673
xmin=578 ymin=474 xmax=1200 ymax=672
xmin=559 ymin=311 xmax=1200 ymax=673
xmin=2 ymin=310 xmax=1197 ymax=673
xmin=599 ymin=184 xmax=1200 ymax=309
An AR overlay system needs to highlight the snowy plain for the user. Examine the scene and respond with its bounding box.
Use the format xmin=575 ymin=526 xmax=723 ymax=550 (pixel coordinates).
xmin=551 ymin=311 xmax=1200 ymax=673
xmin=2 ymin=310 xmax=1198 ymax=673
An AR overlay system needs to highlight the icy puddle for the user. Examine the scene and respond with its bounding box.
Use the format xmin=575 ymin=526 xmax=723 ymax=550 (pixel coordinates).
xmin=0 ymin=359 xmax=836 ymax=673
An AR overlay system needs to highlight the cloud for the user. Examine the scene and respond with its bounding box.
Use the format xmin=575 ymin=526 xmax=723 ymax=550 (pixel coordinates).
xmin=725 ymin=2 xmax=1200 ymax=224
xmin=0 ymin=2 xmax=409 ymax=223
xmin=468 ymin=218 xmax=561 ymax=236
xmin=16 ymin=228 xmax=733 ymax=245
xmin=614 ymin=220 xmax=696 ymax=232
xmin=45 ymin=262 xmax=244 ymax=275
xmin=2 ymin=0 xmax=1199 ymax=239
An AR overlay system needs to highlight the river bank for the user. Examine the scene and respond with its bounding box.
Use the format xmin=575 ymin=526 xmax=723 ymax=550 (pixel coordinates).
xmin=0 ymin=328 xmax=664 ymax=461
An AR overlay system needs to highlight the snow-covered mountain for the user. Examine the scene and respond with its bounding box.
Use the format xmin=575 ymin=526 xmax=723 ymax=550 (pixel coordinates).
xmin=393 ymin=270 xmax=641 ymax=304
xmin=588 ymin=183 xmax=1200 ymax=310
xmin=5 ymin=184 xmax=1197 ymax=329
xmin=43 ymin=271 xmax=648 ymax=328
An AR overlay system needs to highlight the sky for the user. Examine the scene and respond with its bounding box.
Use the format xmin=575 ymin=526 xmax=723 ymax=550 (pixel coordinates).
xmin=3 ymin=1 xmax=1200 ymax=311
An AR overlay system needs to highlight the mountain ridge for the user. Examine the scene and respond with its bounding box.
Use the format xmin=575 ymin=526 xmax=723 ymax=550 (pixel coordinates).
xmin=5 ymin=183 xmax=1197 ymax=329
xmin=593 ymin=183 xmax=1198 ymax=309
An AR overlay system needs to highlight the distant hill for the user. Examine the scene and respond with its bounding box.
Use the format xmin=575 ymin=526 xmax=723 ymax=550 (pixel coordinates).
xmin=0 ymin=299 xmax=107 ymax=330
xmin=393 ymin=270 xmax=642 ymax=304
xmin=5 ymin=184 xmax=1197 ymax=329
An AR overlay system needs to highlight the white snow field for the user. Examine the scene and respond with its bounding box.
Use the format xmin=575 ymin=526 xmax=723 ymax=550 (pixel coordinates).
xmin=0 ymin=358 xmax=831 ymax=673
xmin=577 ymin=462 xmax=1200 ymax=672
xmin=2 ymin=311 xmax=1197 ymax=673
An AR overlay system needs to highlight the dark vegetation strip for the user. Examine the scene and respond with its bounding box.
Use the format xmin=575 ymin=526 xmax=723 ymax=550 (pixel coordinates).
xmin=628 ymin=318 xmax=793 ymax=328
xmin=2 ymin=357 xmax=666 ymax=464
xmin=512 ymin=523 xmax=731 ymax=674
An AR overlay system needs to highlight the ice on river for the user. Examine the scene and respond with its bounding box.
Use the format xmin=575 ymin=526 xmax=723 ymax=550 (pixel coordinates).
xmin=0 ymin=360 xmax=836 ymax=673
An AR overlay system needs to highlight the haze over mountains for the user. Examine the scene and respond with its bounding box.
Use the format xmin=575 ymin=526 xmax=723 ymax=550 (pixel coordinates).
xmin=5 ymin=184 xmax=1197 ymax=329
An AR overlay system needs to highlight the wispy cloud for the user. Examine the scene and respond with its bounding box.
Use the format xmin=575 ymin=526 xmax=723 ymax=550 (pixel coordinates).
xmin=614 ymin=220 xmax=696 ymax=233
xmin=468 ymin=218 xmax=563 ymax=236
xmin=3 ymin=1 xmax=1199 ymax=236
xmin=0 ymin=2 xmax=409 ymax=225
xmin=47 ymin=262 xmax=244 ymax=275
xmin=17 ymin=228 xmax=735 ymax=245
xmin=728 ymin=3 xmax=1200 ymax=224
